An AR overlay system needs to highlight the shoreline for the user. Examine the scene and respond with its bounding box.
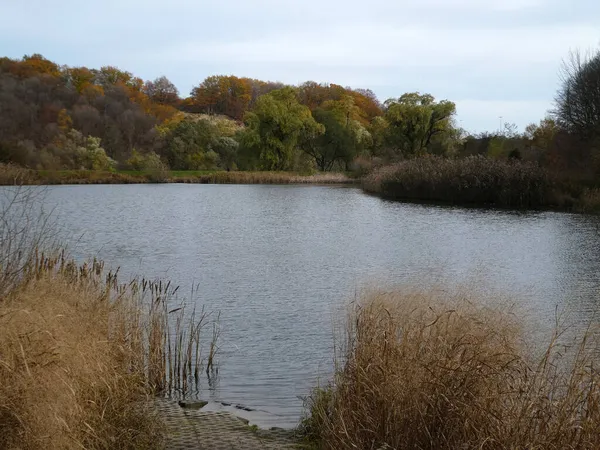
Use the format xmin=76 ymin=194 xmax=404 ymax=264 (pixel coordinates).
xmin=1 ymin=166 xmax=597 ymax=214
xmin=0 ymin=169 xmax=357 ymax=186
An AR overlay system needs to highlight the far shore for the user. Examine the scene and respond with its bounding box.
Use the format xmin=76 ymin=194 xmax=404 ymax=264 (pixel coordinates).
xmin=3 ymin=164 xmax=600 ymax=215
xmin=0 ymin=168 xmax=356 ymax=186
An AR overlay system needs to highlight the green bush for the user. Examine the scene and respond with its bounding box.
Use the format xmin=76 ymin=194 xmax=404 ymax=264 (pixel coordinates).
xmin=126 ymin=150 xmax=170 ymax=182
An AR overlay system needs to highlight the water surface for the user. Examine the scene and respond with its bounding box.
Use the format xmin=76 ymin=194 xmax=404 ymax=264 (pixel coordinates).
xmin=33 ymin=184 xmax=600 ymax=427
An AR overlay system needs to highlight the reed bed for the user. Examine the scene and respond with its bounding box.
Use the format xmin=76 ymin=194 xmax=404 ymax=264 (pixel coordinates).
xmin=363 ymin=156 xmax=554 ymax=208
xmin=173 ymin=171 xmax=354 ymax=185
xmin=0 ymin=252 xmax=218 ymax=449
xmin=3 ymin=169 xmax=354 ymax=185
xmin=302 ymin=290 xmax=600 ymax=449
xmin=33 ymin=170 xmax=144 ymax=185
xmin=0 ymin=163 xmax=35 ymax=185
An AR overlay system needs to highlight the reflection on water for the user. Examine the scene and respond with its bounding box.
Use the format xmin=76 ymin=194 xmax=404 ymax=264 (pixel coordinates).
xmin=25 ymin=183 xmax=600 ymax=427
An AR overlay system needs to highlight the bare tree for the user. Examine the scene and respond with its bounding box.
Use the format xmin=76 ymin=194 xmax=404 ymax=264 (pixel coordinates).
xmin=554 ymin=49 xmax=600 ymax=137
xmin=143 ymin=76 xmax=180 ymax=106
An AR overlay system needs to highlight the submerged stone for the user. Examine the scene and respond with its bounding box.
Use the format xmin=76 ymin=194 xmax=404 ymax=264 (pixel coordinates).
xmin=178 ymin=400 xmax=208 ymax=409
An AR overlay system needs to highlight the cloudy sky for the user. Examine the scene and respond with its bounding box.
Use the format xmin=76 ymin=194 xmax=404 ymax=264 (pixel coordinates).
xmin=1 ymin=0 xmax=599 ymax=132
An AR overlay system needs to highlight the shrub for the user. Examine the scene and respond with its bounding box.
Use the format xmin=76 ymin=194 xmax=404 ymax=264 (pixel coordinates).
xmin=303 ymin=290 xmax=600 ymax=449
xmin=127 ymin=150 xmax=170 ymax=182
xmin=363 ymin=155 xmax=554 ymax=208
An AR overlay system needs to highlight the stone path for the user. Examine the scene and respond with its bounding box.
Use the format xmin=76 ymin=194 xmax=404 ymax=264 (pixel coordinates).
xmin=155 ymin=400 xmax=302 ymax=450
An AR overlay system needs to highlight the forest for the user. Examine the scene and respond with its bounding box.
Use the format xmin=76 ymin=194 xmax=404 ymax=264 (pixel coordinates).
xmin=0 ymin=54 xmax=383 ymax=173
xmin=2 ymin=51 xmax=600 ymax=208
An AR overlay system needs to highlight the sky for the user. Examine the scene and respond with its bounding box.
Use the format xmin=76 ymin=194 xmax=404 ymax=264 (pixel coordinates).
xmin=1 ymin=0 xmax=599 ymax=133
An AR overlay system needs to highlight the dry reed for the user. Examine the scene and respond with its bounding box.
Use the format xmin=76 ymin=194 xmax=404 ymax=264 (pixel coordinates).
xmin=0 ymin=252 xmax=219 ymax=449
xmin=3 ymin=169 xmax=354 ymax=186
xmin=0 ymin=163 xmax=35 ymax=185
xmin=174 ymin=171 xmax=354 ymax=185
xmin=363 ymin=156 xmax=554 ymax=208
xmin=302 ymin=290 xmax=600 ymax=449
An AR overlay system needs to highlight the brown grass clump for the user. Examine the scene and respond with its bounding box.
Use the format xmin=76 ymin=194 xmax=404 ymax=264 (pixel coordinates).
xmin=0 ymin=254 xmax=218 ymax=449
xmin=0 ymin=163 xmax=35 ymax=185
xmin=35 ymin=170 xmax=143 ymax=185
xmin=2 ymin=169 xmax=354 ymax=186
xmin=175 ymin=171 xmax=354 ymax=185
xmin=0 ymin=260 xmax=161 ymax=449
xmin=363 ymin=156 xmax=554 ymax=208
xmin=303 ymin=290 xmax=600 ymax=449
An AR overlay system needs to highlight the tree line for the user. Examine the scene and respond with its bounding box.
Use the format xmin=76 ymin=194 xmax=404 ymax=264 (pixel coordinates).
xmin=1 ymin=51 xmax=600 ymax=178
xmin=0 ymin=54 xmax=460 ymax=172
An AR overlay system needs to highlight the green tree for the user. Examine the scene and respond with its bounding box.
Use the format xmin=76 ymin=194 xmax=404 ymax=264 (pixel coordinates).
xmin=212 ymin=137 xmax=239 ymax=171
xmin=126 ymin=149 xmax=165 ymax=171
xmin=303 ymin=109 xmax=354 ymax=171
xmin=303 ymin=106 xmax=372 ymax=171
xmin=164 ymin=120 xmax=219 ymax=169
xmin=241 ymin=87 xmax=323 ymax=170
xmin=69 ymin=131 xmax=115 ymax=170
xmin=383 ymin=93 xmax=456 ymax=156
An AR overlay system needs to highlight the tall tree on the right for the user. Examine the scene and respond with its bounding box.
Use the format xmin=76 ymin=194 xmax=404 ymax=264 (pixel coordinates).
xmin=554 ymin=49 xmax=600 ymax=138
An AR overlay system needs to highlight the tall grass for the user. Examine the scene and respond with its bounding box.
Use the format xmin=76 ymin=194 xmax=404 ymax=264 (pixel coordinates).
xmin=0 ymin=163 xmax=35 ymax=185
xmin=0 ymin=186 xmax=58 ymax=297
xmin=4 ymin=169 xmax=354 ymax=185
xmin=302 ymin=290 xmax=600 ymax=449
xmin=0 ymin=252 xmax=219 ymax=449
xmin=168 ymin=171 xmax=353 ymax=185
xmin=363 ymin=156 xmax=554 ymax=208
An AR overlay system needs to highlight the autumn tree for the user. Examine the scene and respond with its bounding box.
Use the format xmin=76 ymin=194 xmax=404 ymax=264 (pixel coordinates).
xmin=65 ymin=67 xmax=95 ymax=93
xmin=190 ymin=75 xmax=252 ymax=120
xmin=240 ymin=87 xmax=324 ymax=170
xmin=94 ymin=66 xmax=134 ymax=88
xmin=247 ymin=79 xmax=285 ymax=107
xmin=383 ymin=93 xmax=456 ymax=156
xmin=18 ymin=54 xmax=61 ymax=78
xmin=525 ymin=117 xmax=559 ymax=150
xmin=143 ymin=76 xmax=180 ymax=106
xmin=298 ymin=81 xmax=330 ymax=110
xmin=349 ymin=88 xmax=383 ymax=123
xmin=0 ymin=56 xmax=179 ymax=168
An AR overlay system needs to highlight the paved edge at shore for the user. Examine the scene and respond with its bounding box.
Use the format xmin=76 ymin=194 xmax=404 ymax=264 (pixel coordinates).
xmin=154 ymin=399 xmax=301 ymax=450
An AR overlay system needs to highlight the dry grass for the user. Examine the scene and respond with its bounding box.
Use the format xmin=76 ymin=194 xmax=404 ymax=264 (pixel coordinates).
xmin=0 ymin=253 xmax=218 ymax=449
xmin=0 ymin=163 xmax=35 ymax=185
xmin=0 ymin=169 xmax=354 ymax=186
xmin=174 ymin=171 xmax=354 ymax=185
xmin=0 ymin=186 xmax=59 ymax=297
xmin=33 ymin=170 xmax=144 ymax=185
xmin=302 ymin=290 xmax=600 ymax=449
xmin=363 ymin=156 xmax=554 ymax=208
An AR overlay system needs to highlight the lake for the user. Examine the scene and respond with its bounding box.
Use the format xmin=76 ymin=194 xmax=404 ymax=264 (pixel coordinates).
xmin=35 ymin=183 xmax=600 ymax=428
